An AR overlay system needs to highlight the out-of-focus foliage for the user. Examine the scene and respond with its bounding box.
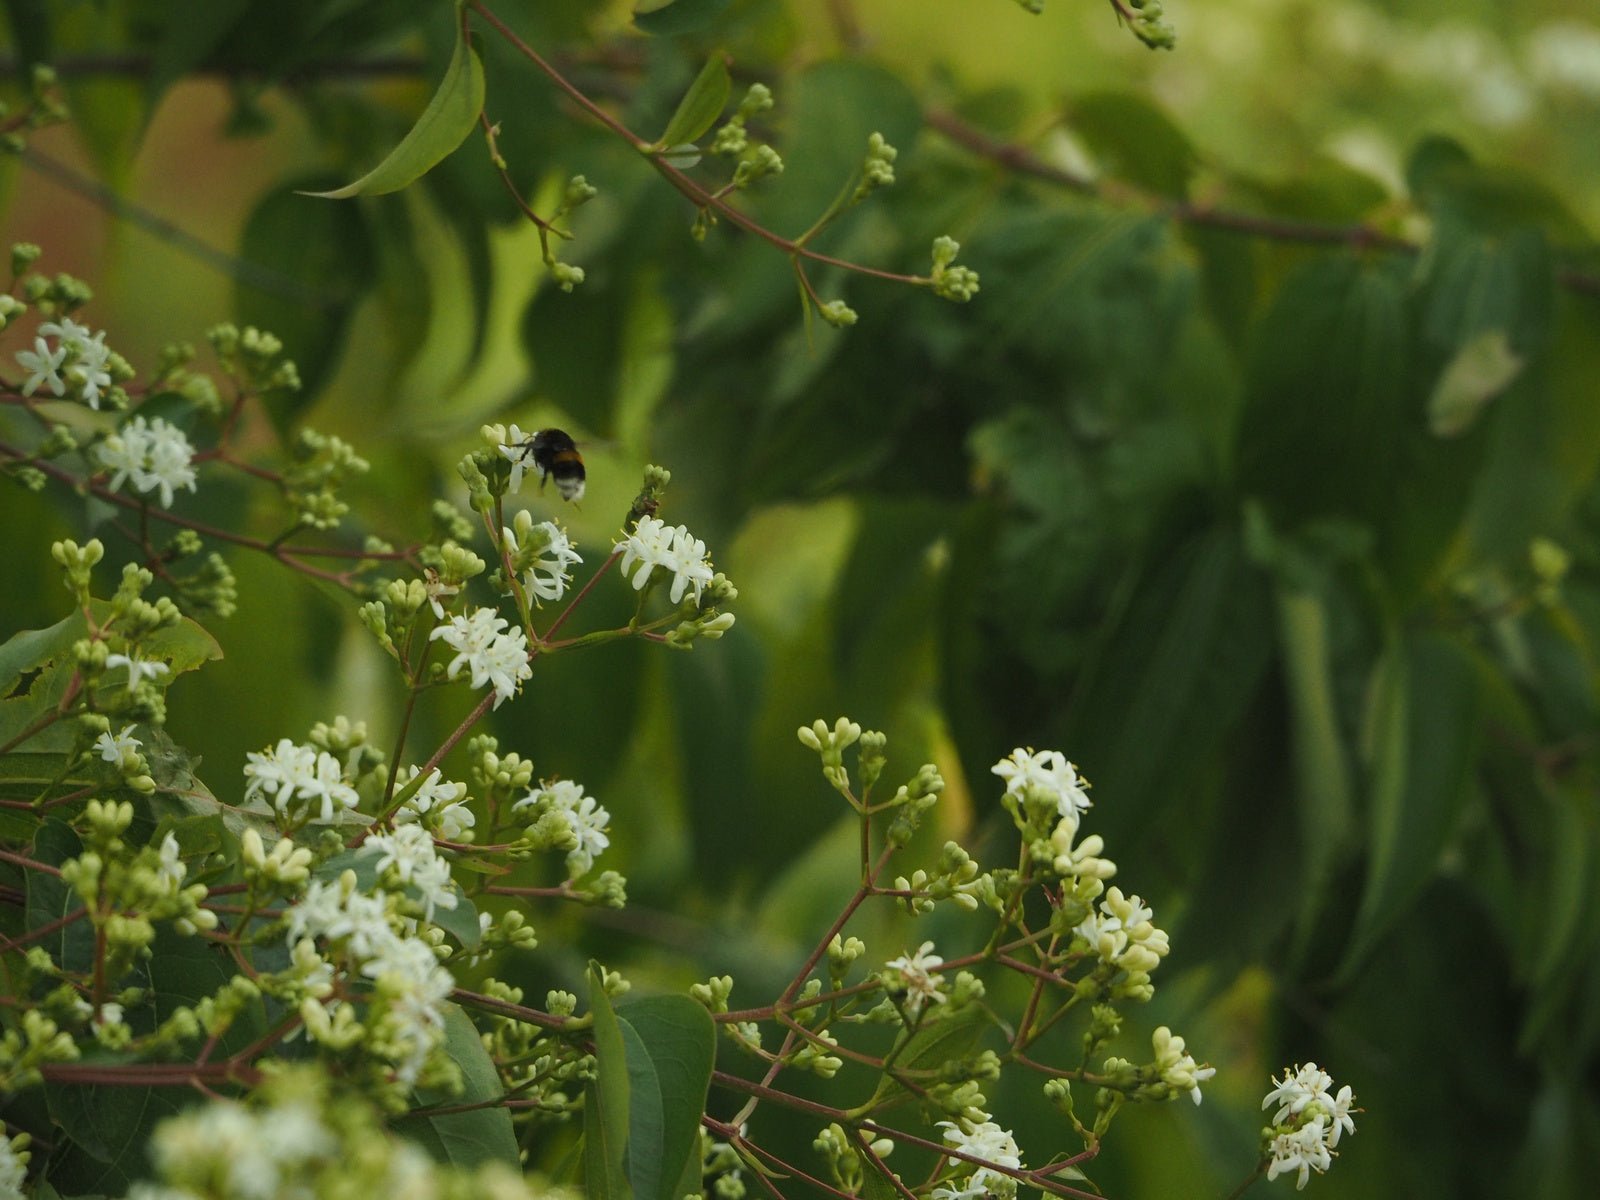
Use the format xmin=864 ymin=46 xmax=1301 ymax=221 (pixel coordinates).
xmin=2 ymin=0 xmax=1599 ymax=1196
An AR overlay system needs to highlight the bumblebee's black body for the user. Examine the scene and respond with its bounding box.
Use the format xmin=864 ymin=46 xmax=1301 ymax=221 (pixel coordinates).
xmin=521 ymin=428 xmax=586 ymax=501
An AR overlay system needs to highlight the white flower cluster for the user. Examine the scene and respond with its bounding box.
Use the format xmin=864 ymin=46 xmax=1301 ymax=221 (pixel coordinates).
xmin=882 ymin=941 xmax=946 ymax=1018
xmin=142 ymin=1096 xmax=334 ymax=1200
xmin=1262 ymin=1063 xmax=1358 ymax=1190
xmin=1152 ymin=1026 xmax=1215 ymax=1106
xmin=1075 ymin=886 xmax=1170 ymax=980
xmin=617 ymin=515 xmax=716 ymax=606
xmin=991 ymin=747 xmax=1092 ymax=829
xmin=932 ymin=1113 xmax=1024 ymax=1200
xmin=392 ymin=766 xmax=475 ymax=841
xmin=429 ymin=606 xmax=532 ymax=709
xmin=512 ymin=778 xmax=610 ymax=876
xmin=95 ymin=415 xmax=198 ymax=508
xmin=0 ymin=1128 xmax=27 ymax=1198
xmin=284 ymin=871 xmax=456 ymax=1087
xmin=364 ymin=824 xmax=459 ymax=921
xmin=243 ymin=738 xmax=361 ymax=825
xmin=15 ymin=317 xmax=114 ymax=407
xmin=508 ymin=519 xmax=583 ymax=604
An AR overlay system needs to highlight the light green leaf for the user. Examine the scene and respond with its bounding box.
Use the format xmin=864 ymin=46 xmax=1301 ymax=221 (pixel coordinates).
xmin=864 ymin=1004 xmax=990 ymax=1111
xmin=303 ymin=21 xmax=485 ymax=199
xmin=655 ymin=55 xmax=731 ymax=151
xmin=1429 ymin=329 xmax=1523 ymax=437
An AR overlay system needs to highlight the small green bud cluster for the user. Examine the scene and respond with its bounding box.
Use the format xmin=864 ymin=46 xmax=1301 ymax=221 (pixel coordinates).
xmin=0 ymin=1010 xmax=80 ymax=1092
xmin=627 ymin=463 xmax=672 ymax=530
xmin=813 ymin=1122 xmax=895 ymax=1194
xmin=283 ymin=428 xmax=370 ymax=531
xmin=852 ymin=132 xmax=898 ymax=203
xmin=19 ymin=269 xmax=92 ymax=315
xmin=930 ymin=236 xmax=981 ymax=302
xmin=712 ymin=83 xmax=775 ymax=157
xmin=207 ymin=323 xmax=302 ymax=394
xmin=797 ymin=716 xmax=863 ymax=793
xmin=691 ymin=973 xmax=735 ymax=1012
xmin=818 ymin=299 xmax=858 ymax=328
xmin=1121 ymin=0 xmax=1177 ymax=49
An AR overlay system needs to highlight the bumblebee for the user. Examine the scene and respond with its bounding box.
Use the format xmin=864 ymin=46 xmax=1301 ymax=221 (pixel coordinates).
xmin=518 ymin=428 xmax=586 ymax=502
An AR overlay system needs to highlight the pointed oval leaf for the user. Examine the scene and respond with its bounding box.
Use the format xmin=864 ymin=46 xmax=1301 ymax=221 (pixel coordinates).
xmin=619 ymin=995 xmax=716 ymax=1200
xmin=304 ymin=26 xmax=485 ymax=199
xmin=655 ymin=55 xmax=730 ymax=151
xmin=397 ymin=1003 xmax=520 ymax=1168
xmin=585 ymin=961 xmax=635 ymax=1200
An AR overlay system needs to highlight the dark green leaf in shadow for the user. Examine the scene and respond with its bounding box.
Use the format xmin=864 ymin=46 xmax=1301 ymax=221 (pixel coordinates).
xmin=635 ymin=0 xmax=733 ymax=37
xmin=1069 ymin=91 xmax=1196 ymax=199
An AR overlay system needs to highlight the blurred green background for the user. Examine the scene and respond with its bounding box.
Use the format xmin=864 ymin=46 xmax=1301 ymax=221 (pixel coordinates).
xmin=3 ymin=0 xmax=1600 ymax=1195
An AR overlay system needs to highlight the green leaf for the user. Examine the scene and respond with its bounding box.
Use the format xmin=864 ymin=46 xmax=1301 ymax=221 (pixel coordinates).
xmin=428 ymin=890 xmax=481 ymax=950
xmin=143 ymin=0 xmax=252 ymax=115
xmin=1336 ymin=633 xmax=1479 ymax=982
xmin=1068 ymin=91 xmax=1197 ymax=199
xmin=617 ymin=1017 xmax=666 ymax=1200
xmin=236 ymin=175 xmax=377 ymax=412
xmin=617 ymin=995 xmax=716 ymax=1200
xmin=1275 ymin=583 xmax=1355 ymax=953
xmin=26 ymin=817 xmax=93 ymax=974
xmin=634 ymin=0 xmax=733 ymax=37
xmin=303 ymin=22 xmax=485 ymax=199
xmin=397 ymin=1003 xmax=519 ymax=1169
xmin=2 ymin=0 xmax=52 ymax=70
xmin=655 ymin=54 xmax=731 ymax=149
xmin=584 ymin=961 xmax=633 ymax=1200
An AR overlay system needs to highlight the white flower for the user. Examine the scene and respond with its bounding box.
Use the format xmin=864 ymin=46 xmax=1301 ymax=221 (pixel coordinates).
xmin=59 ymin=326 xmax=112 ymax=408
xmin=105 ymin=652 xmax=170 ymax=690
xmin=1151 ymin=1026 xmax=1215 ymax=1105
xmin=243 ymin=739 xmax=358 ymax=824
xmin=884 ymin=941 xmax=947 ymax=1018
xmin=16 ymin=334 xmax=66 ymax=396
xmin=617 ymin=517 xmax=716 ymax=606
xmin=1526 ymin=21 xmax=1600 ymax=96
xmin=95 ymin=416 xmax=198 ymax=508
xmin=156 ymin=831 xmax=186 ymax=887
xmin=497 ymin=423 xmax=533 ymax=492
xmin=1266 ymin=1118 xmax=1332 ymax=1190
xmin=1261 ymin=1064 xmax=1356 ymax=1189
xmin=429 ymin=607 xmax=532 ymax=708
xmin=393 ymin=766 xmax=475 ymax=840
xmin=991 ymin=748 xmax=1092 ymax=825
xmin=513 ymin=778 xmax=610 ymax=875
xmin=364 ymin=824 xmax=459 ymax=921
xmin=95 ymin=723 xmax=141 ymax=763
xmin=932 ymin=1115 xmax=1023 ymax=1200
xmin=523 ymin=520 xmax=582 ymax=603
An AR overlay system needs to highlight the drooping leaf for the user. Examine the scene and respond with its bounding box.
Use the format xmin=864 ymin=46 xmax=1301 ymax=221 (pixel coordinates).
xmin=1428 ymin=329 xmax=1524 ymax=437
xmin=303 ymin=21 xmax=485 ymax=199
xmin=655 ymin=54 xmax=731 ymax=150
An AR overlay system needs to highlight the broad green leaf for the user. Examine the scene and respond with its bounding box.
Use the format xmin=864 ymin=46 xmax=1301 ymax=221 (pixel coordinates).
xmin=584 ymin=961 xmax=633 ymax=1200
xmin=1531 ymin=784 xmax=1592 ymax=987
xmin=1428 ymin=329 xmax=1523 ymax=437
xmin=428 ymin=890 xmax=481 ymax=950
xmin=303 ymin=22 xmax=485 ymax=199
xmin=617 ymin=1018 xmax=666 ymax=1200
xmin=618 ymin=995 xmax=715 ymax=1200
xmin=143 ymin=0 xmax=252 ymax=116
xmin=236 ymin=175 xmax=377 ymax=413
xmin=655 ymin=55 xmax=731 ymax=150
xmin=397 ymin=1003 xmax=519 ymax=1169
xmin=1068 ymin=91 xmax=1196 ymax=199
xmin=635 ymin=0 xmax=733 ymax=36
xmin=1336 ymin=633 xmax=1479 ymax=982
